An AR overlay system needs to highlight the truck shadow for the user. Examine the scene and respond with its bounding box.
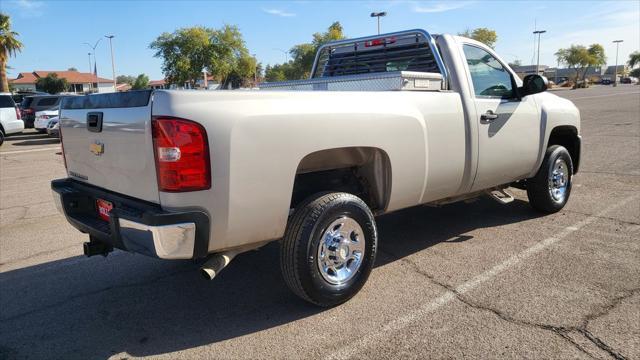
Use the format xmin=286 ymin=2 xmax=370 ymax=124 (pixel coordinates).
xmin=0 ymin=197 xmax=543 ymax=359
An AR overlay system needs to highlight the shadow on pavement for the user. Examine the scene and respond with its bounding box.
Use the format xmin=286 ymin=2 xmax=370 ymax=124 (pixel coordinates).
xmin=10 ymin=138 xmax=60 ymax=146
xmin=0 ymin=198 xmax=543 ymax=359
xmin=4 ymin=132 xmax=49 ymax=141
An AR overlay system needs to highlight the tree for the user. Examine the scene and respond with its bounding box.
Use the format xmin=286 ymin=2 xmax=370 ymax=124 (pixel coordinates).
xmin=131 ymin=74 xmax=149 ymax=90
xmin=224 ymin=53 xmax=258 ymax=88
xmin=459 ymin=28 xmax=498 ymax=48
xmin=630 ymin=68 xmax=640 ymax=78
xmin=508 ymin=59 xmax=522 ymax=68
xmin=67 ymin=67 xmax=78 ymax=71
xmin=36 ymin=73 xmax=68 ymax=94
xmin=265 ymin=22 xmax=345 ymax=81
xmin=0 ymin=13 xmax=24 ymax=92
xmin=150 ymin=24 xmax=253 ymax=89
xmin=116 ymin=75 xmax=136 ymax=84
xmin=555 ymin=44 xmax=606 ymax=87
xmin=629 ymin=51 xmax=640 ymax=68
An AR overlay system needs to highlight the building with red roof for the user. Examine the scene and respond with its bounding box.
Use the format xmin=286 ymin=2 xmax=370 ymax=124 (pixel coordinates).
xmin=10 ymin=70 xmax=114 ymax=93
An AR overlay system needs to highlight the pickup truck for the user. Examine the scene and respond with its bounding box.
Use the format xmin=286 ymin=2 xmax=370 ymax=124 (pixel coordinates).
xmin=52 ymin=29 xmax=581 ymax=307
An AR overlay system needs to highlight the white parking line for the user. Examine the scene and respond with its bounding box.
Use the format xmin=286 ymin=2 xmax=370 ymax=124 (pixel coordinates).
xmin=0 ymin=147 xmax=61 ymax=155
xmin=569 ymin=92 xmax=640 ymax=100
xmin=327 ymin=194 xmax=639 ymax=360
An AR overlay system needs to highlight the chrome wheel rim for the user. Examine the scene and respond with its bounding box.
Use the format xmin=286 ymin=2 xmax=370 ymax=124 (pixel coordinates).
xmin=548 ymin=158 xmax=569 ymax=203
xmin=317 ymin=216 xmax=366 ymax=285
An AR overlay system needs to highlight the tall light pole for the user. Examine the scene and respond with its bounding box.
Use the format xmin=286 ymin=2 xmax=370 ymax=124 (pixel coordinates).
xmin=613 ymin=39 xmax=623 ymax=87
xmin=105 ymin=35 xmax=117 ymax=92
xmin=370 ymin=12 xmax=387 ymax=35
xmin=533 ymin=30 xmax=546 ymax=75
xmin=83 ymin=39 xmax=102 ymax=91
xmin=252 ymin=53 xmax=257 ymax=85
xmin=273 ymin=48 xmax=288 ymax=63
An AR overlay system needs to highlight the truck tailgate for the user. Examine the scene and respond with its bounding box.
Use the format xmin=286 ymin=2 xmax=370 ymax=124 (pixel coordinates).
xmin=59 ymin=90 xmax=159 ymax=203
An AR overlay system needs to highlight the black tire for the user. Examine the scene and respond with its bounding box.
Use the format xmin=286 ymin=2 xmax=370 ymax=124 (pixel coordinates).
xmin=280 ymin=192 xmax=377 ymax=307
xmin=0 ymin=130 xmax=4 ymax=146
xmin=527 ymin=145 xmax=573 ymax=213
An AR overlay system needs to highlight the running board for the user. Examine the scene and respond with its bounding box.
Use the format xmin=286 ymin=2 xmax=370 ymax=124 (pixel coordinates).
xmin=486 ymin=188 xmax=514 ymax=204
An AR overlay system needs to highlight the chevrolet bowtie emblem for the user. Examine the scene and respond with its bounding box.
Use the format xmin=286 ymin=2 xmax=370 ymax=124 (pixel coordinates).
xmin=90 ymin=142 xmax=104 ymax=156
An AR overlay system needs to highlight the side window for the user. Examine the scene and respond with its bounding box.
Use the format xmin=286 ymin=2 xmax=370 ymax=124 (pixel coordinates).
xmin=0 ymin=95 xmax=16 ymax=108
xmin=37 ymin=97 xmax=58 ymax=107
xmin=463 ymin=45 xmax=514 ymax=99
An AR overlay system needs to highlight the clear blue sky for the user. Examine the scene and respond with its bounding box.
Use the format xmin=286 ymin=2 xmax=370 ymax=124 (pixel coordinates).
xmin=3 ymin=0 xmax=639 ymax=81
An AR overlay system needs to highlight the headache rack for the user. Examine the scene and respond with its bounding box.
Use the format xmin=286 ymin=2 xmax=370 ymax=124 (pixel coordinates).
xmin=259 ymin=29 xmax=448 ymax=92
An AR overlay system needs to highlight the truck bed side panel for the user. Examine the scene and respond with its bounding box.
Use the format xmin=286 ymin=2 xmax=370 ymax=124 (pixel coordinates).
xmin=152 ymin=90 xmax=464 ymax=252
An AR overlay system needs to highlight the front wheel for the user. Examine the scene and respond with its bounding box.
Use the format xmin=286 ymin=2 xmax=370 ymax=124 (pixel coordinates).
xmin=280 ymin=192 xmax=378 ymax=307
xmin=0 ymin=130 xmax=4 ymax=146
xmin=527 ymin=145 xmax=574 ymax=213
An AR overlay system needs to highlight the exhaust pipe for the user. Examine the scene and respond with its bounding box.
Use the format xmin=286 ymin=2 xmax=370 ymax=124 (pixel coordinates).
xmin=201 ymin=250 xmax=238 ymax=280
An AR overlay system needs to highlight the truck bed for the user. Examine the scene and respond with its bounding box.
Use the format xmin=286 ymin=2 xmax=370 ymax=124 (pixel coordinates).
xmin=259 ymin=71 xmax=443 ymax=92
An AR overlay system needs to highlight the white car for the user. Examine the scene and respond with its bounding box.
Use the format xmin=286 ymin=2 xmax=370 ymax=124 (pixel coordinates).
xmin=34 ymin=107 xmax=59 ymax=132
xmin=46 ymin=116 xmax=60 ymax=138
xmin=0 ymin=93 xmax=25 ymax=145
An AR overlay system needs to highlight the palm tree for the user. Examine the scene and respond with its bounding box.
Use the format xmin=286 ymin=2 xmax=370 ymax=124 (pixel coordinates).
xmin=0 ymin=13 xmax=24 ymax=92
xmin=629 ymin=51 xmax=640 ymax=69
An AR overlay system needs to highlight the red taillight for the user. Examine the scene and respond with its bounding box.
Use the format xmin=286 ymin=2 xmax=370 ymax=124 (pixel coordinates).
xmin=15 ymin=106 xmax=21 ymax=120
xmin=152 ymin=116 xmax=211 ymax=192
xmin=365 ymin=37 xmax=396 ymax=47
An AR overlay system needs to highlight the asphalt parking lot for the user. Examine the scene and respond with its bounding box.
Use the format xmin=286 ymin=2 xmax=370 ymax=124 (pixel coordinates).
xmin=0 ymin=85 xmax=639 ymax=360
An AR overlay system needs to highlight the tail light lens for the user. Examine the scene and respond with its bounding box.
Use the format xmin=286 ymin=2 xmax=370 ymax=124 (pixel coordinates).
xmin=15 ymin=106 xmax=21 ymax=120
xmin=152 ymin=116 xmax=211 ymax=192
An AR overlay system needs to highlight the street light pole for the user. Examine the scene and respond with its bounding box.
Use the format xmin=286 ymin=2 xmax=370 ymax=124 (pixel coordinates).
xmin=613 ymin=40 xmax=623 ymax=87
xmin=105 ymin=35 xmax=116 ymax=92
xmin=252 ymin=53 xmax=257 ymax=86
xmin=273 ymin=48 xmax=288 ymax=63
xmin=83 ymin=39 xmax=102 ymax=91
xmin=370 ymin=12 xmax=387 ymax=35
xmin=533 ymin=30 xmax=546 ymax=75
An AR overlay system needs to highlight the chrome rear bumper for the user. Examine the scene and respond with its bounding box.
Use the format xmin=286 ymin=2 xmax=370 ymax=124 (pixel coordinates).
xmin=51 ymin=178 xmax=210 ymax=259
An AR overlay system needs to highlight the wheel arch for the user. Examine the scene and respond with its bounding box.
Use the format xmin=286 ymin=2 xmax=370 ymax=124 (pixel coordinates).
xmin=291 ymin=146 xmax=392 ymax=213
xmin=547 ymin=125 xmax=581 ymax=173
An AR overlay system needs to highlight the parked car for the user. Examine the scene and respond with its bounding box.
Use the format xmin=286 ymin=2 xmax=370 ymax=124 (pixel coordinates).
xmin=621 ymin=77 xmax=637 ymax=84
xmin=11 ymin=91 xmax=48 ymax=106
xmin=46 ymin=117 xmax=60 ymax=138
xmin=0 ymin=93 xmax=25 ymax=146
xmin=20 ymin=95 xmax=63 ymax=128
xmin=52 ymin=29 xmax=581 ymax=306
xmin=34 ymin=106 xmax=59 ymax=132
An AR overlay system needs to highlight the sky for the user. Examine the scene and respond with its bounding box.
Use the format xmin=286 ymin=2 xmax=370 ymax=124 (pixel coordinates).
xmin=3 ymin=0 xmax=639 ymax=81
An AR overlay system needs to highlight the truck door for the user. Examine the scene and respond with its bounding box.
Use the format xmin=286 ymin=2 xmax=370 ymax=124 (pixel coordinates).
xmin=461 ymin=43 xmax=541 ymax=191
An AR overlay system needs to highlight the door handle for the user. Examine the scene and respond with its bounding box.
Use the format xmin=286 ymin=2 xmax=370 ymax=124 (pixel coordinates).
xmin=480 ymin=110 xmax=499 ymax=123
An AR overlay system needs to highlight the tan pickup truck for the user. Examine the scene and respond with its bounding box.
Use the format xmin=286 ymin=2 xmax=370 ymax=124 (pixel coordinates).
xmin=52 ymin=29 xmax=581 ymax=306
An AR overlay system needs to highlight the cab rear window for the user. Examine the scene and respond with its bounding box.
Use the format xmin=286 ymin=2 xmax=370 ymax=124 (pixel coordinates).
xmin=313 ymin=31 xmax=442 ymax=78
xmin=0 ymin=95 xmax=16 ymax=108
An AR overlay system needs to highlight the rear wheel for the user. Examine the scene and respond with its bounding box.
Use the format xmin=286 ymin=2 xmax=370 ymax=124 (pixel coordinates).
xmin=280 ymin=192 xmax=377 ymax=307
xmin=0 ymin=130 xmax=5 ymax=146
xmin=527 ymin=145 xmax=573 ymax=213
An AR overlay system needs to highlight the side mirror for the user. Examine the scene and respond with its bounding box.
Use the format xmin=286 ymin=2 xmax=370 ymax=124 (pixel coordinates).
xmin=520 ymin=74 xmax=548 ymax=97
